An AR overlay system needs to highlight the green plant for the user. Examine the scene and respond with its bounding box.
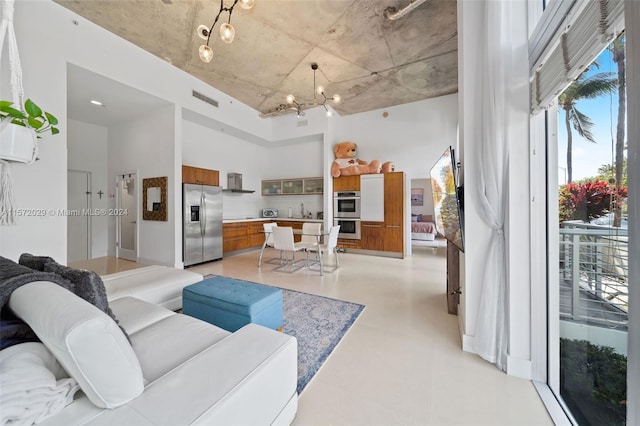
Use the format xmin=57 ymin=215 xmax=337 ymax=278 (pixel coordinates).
xmin=0 ymin=99 xmax=59 ymax=137
xmin=560 ymin=338 xmax=627 ymax=425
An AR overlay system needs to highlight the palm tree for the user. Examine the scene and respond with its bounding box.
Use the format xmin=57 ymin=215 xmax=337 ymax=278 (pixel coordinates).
xmin=558 ymin=71 xmax=617 ymax=183
xmin=611 ymin=33 xmax=626 ymax=227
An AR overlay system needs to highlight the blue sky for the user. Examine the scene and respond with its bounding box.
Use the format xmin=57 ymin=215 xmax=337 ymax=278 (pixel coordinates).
xmin=556 ymin=44 xmax=626 ymax=185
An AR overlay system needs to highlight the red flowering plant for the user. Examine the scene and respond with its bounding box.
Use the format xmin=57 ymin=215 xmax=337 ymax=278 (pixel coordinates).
xmin=559 ymin=180 xmax=627 ymax=222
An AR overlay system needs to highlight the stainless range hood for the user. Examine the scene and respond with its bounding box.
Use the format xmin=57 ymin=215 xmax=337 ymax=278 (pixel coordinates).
xmin=223 ymin=173 xmax=255 ymax=193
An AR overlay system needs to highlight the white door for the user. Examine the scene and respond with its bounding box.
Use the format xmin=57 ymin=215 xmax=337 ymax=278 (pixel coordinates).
xmin=67 ymin=170 xmax=91 ymax=262
xmin=116 ymin=173 xmax=137 ymax=261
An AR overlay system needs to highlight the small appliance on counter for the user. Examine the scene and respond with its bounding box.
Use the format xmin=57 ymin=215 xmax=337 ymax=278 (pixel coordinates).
xmin=262 ymin=208 xmax=278 ymax=218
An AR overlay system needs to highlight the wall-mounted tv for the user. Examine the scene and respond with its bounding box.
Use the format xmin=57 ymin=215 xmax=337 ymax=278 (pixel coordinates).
xmin=430 ymin=146 xmax=464 ymax=251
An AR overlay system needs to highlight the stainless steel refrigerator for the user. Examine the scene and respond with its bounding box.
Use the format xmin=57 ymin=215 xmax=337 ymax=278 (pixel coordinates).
xmin=183 ymin=184 xmax=223 ymax=266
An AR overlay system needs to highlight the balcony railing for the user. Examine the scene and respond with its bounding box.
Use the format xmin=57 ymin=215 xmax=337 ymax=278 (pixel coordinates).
xmin=559 ymin=223 xmax=628 ymax=330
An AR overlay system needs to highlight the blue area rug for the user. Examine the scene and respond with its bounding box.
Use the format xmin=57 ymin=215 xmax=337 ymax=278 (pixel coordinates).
xmin=204 ymin=275 xmax=365 ymax=394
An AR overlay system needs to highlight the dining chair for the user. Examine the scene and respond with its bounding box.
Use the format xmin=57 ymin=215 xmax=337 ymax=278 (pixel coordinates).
xmin=272 ymin=227 xmax=306 ymax=273
xmin=308 ymin=225 xmax=341 ymax=272
xmin=298 ymin=222 xmax=322 ymax=249
xmin=258 ymin=222 xmax=281 ymax=267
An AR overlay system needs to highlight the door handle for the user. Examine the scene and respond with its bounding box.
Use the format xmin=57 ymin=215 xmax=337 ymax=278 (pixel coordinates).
xmin=131 ymin=220 xmax=137 ymax=224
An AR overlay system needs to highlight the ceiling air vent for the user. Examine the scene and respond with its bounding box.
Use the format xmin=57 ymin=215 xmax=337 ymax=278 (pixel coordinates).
xmin=192 ymin=90 xmax=219 ymax=108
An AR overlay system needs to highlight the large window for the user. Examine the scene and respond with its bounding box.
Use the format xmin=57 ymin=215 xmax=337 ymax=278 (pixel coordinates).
xmin=529 ymin=0 xmax=635 ymax=424
xmin=554 ymin=35 xmax=628 ymax=425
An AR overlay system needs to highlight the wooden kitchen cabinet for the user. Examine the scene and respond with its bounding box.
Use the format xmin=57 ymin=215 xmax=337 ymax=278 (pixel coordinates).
xmin=337 ymin=238 xmax=361 ymax=250
xmin=360 ymin=221 xmax=385 ymax=251
xmin=383 ymin=172 xmax=404 ymax=254
xmin=333 ymin=175 xmax=360 ymax=191
xmin=223 ymin=220 xmax=268 ymax=253
xmin=182 ymin=165 xmax=219 ymax=186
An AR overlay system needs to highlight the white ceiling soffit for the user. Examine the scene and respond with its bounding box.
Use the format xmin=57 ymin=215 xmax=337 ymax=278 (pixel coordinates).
xmin=67 ymin=63 xmax=170 ymax=128
xmin=55 ymin=0 xmax=458 ymax=117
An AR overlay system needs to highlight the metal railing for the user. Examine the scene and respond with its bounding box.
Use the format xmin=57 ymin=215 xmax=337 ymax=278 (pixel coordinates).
xmin=559 ymin=224 xmax=628 ymax=330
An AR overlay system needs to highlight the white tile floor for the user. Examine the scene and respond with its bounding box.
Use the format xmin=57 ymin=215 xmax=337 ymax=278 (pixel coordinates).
xmin=184 ymin=246 xmax=554 ymax=426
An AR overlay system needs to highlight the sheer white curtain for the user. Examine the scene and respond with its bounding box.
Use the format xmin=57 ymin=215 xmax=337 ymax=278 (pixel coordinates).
xmin=472 ymin=0 xmax=514 ymax=371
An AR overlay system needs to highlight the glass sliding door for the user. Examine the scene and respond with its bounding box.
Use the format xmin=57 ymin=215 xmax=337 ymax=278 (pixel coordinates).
xmin=551 ymin=35 xmax=629 ymax=425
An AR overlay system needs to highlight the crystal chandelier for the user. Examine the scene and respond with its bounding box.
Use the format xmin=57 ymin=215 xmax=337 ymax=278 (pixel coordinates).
xmin=286 ymin=63 xmax=341 ymax=117
xmin=197 ymin=0 xmax=254 ymax=63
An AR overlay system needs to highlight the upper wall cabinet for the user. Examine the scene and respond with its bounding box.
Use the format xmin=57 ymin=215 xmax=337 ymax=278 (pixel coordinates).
xmin=333 ymin=175 xmax=360 ymax=191
xmin=261 ymin=177 xmax=323 ymax=196
xmin=182 ymin=165 xmax=219 ymax=186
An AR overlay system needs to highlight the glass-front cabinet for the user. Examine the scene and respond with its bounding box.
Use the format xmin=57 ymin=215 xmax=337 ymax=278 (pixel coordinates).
xmin=303 ymin=178 xmax=323 ymax=194
xmin=261 ymin=180 xmax=282 ymax=195
xmin=282 ymin=179 xmax=303 ymax=194
xmin=262 ymin=177 xmax=323 ymax=196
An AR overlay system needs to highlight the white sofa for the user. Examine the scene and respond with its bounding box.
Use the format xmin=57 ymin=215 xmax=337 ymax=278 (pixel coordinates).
xmin=5 ymin=279 xmax=299 ymax=425
xmin=100 ymin=265 xmax=204 ymax=311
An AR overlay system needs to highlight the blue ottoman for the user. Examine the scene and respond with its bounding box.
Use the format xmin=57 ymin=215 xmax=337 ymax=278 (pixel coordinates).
xmin=182 ymin=276 xmax=283 ymax=332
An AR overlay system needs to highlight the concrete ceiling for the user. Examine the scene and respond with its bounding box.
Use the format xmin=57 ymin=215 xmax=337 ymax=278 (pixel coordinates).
xmin=55 ymin=0 xmax=458 ymax=117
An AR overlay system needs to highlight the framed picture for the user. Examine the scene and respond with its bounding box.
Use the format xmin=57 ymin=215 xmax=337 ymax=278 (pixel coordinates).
xmin=411 ymin=188 xmax=424 ymax=206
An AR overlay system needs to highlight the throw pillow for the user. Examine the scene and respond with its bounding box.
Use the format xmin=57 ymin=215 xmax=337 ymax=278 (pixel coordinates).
xmin=18 ymin=253 xmax=57 ymax=271
xmin=8 ymin=282 xmax=144 ymax=409
xmin=43 ymin=263 xmax=129 ymax=341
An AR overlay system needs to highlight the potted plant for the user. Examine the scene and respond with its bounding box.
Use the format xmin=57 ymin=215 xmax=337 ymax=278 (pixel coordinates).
xmin=0 ymin=98 xmax=59 ymax=163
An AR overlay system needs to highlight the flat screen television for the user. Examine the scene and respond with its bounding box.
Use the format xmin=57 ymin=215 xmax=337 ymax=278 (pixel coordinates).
xmin=429 ymin=146 xmax=464 ymax=251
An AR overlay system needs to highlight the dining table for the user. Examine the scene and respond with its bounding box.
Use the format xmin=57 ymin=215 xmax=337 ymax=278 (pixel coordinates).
xmin=259 ymin=227 xmax=329 ymax=275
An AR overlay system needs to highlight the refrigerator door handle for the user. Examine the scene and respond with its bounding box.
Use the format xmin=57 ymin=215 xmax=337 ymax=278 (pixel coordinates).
xmin=200 ymin=192 xmax=206 ymax=236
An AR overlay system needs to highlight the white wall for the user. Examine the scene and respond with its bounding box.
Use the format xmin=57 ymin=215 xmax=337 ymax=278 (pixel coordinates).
xmin=410 ymin=178 xmax=434 ymax=217
xmin=336 ymin=95 xmax=459 ymax=182
xmin=182 ymin=119 xmax=268 ymax=219
xmin=67 ymin=119 xmax=109 ymax=258
xmin=108 ymin=105 xmax=176 ymax=266
xmin=0 ymin=0 xmax=273 ymax=261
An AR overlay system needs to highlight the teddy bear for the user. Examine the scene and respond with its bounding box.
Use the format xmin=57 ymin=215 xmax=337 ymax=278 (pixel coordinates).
xmin=381 ymin=161 xmax=395 ymax=173
xmin=331 ymin=141 xmax=382 ymax=178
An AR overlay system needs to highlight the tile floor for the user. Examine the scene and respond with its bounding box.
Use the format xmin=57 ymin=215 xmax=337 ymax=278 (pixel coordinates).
xmin=83 ymin=247 xmax=553 ymax=425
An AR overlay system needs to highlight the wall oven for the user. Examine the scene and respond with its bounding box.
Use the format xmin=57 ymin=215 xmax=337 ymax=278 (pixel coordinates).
xmin=333 ymin=191 xmax=361 ymax=218
xmin=334 ymin=218 xmax=361 ymax=240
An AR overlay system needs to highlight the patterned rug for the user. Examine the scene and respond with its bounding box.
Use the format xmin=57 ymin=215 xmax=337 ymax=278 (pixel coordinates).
xmin=203 ymin=275 xmax=365 ymax=394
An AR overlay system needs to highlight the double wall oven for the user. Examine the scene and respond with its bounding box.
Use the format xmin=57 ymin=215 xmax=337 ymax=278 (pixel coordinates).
xmin=333 ymin=191 xmax=361 ymax=240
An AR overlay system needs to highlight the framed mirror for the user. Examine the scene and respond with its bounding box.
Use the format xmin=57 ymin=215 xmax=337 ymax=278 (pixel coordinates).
xmin=142 ymin=176 xmax=167 ymax=221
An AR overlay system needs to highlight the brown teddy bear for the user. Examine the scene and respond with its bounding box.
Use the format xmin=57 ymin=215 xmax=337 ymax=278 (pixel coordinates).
xmin=331 ymin=141 xmax=382 ymax=178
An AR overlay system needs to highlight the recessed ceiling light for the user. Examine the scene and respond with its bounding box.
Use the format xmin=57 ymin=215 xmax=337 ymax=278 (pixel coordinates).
xmin=90 ymin=100 xmax=105 ymax=106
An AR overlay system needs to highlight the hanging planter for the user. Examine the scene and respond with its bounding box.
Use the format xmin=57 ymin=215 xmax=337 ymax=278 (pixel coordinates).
xmin=0 ymin=120 xmax=37 ymax=163
xmin=0 ymin=98 xmax=59 ymax=163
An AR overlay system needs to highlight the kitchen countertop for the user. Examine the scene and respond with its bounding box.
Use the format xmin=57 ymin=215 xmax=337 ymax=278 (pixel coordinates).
xmin=223 ymin=217 xmax=323 ymax=223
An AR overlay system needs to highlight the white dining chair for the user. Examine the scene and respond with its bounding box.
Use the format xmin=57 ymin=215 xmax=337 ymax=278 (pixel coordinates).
xmin=258 ymin=222 xmax=281 ymax=267
xmin=308 ymin=225 xmax=341 ymax=272
xmin=298 ymin=222 xmax=322 ymax=251
xmin=272 ymin=227 xmax=305 ymax=273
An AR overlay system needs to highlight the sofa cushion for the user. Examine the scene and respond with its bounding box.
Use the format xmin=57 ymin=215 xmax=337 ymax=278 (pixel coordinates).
xmin=101 ymin=265 xmax=203 ymax=311
xmin=119 ymin=324 xmax=297 ymax=425
xmin=8 ymin=282 xmax=144 ymax=409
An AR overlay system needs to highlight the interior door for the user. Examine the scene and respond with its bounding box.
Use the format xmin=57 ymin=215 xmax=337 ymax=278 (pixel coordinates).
xmin=67 ymin=170 xmax=91 ymax=263
xmin=116 ymin=173 xmax=137 ymax=261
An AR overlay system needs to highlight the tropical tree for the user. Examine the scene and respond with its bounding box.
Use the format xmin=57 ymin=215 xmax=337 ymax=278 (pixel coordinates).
xmin=596 ymin=159 xmax=627 ymax=188
xmin=558 ymin=70 xmax=617 ymax=183
xmin=611 ymin=33 xmax=626 ymax=227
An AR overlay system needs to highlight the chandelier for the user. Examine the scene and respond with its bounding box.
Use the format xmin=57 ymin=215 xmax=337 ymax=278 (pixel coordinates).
xmin=285 ymin=63 xmax=341 ymax=117
xmin=197 ymin=0 xmax=254 ymax=63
